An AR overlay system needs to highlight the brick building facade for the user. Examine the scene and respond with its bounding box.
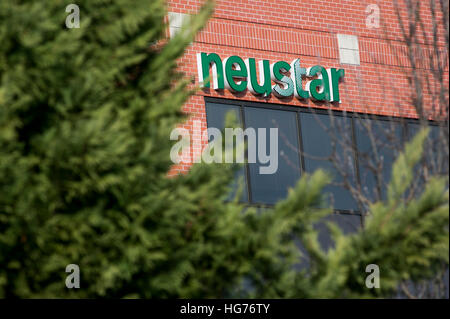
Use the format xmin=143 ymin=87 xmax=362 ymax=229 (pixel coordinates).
xmin=164 ymin=0 xmax=448 ymax=297
xmin=167 ymin=0 xmax=448 ymax=176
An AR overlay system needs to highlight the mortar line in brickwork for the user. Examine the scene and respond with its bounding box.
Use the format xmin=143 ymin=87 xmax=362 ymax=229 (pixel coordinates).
xmin=210 ymin=16 xmax=447 ymax=49
xmin=192 ymin=40 xmax=446 ymax=72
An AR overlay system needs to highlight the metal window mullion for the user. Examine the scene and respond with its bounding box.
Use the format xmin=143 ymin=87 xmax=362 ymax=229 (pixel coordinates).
xmin=296 ymin=110 xmax=306 ymax=175
xmin=240 ymin=104 xmax=253 ymax=205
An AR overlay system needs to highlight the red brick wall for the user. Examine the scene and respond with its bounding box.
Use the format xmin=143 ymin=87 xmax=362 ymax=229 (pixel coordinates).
xmin=167 ymin=0 xmax=449 ymax=175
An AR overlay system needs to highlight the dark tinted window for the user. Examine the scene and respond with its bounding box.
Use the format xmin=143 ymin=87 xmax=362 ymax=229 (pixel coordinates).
xmin=295 ymin=213 xmax=362 ymax=270
xmin=300 ymin=112 xmax=358 ymax=210
xmin=205 ymin=102 xmax=248 ymax=202
xmin=317 ymin=213 xmax=362 ymax=250
xmin=244 ymin=107 xmax=301 ymax=204
xmin=408 ymin=122 xmax=448 ymax=176
xmin=204 ymin=99 xmax=439 ymax=212
xmin=206 ymin=103 xmax=241 ymax=132
xmin=355 ymin=118 xmax=405 ymax=202
xmin=407 ymin=122 xmax=448 ymax=199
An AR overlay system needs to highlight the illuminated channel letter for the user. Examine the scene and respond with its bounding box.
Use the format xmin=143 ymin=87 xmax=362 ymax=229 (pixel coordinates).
xmin=223 ymin=55 xmax=248 ymax=92
xmin=329 ymin=68 xmax=345 ymax=103
xmin=245 ymin=58 xmax=272 ymax=97
xmin=271 ymin=61 xmax=294 ymax=98
xmin=306 ymin=65 xmax=330 ymax=101
xmin=196 ymin=52 xmax=224 ymax=90
xmin=290 ymin=59 xmax=309 ymax=99
xmin=196 ymin=52 xmax=345 ymax=103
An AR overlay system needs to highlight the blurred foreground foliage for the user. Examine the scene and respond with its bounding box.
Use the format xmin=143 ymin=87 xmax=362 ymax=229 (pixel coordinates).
xmin=0 ymin=0 xmax=448 ymax=298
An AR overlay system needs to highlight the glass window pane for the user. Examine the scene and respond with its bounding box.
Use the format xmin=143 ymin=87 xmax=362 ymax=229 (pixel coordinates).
xmin=317 ymin=213 xmax=362 ymax=250
xmin=205 ymin=102 xmax=248 ymax=202
xmin=295 ymin=213 xmax=362 ymax=270
xmin=299 ymin=112 xmax=357 ymax=211
xmin=408 ymin=122 xmax=448 ymax=176
xmin=355 ymin=117 xmax=405 ymax=202
xmin=407 ymin=122 xmax=448 ymax=199
xmin=244 ymin=107 xmax=301 ymax=205
xmin=206 ymin=103 xmax=241 ymax=132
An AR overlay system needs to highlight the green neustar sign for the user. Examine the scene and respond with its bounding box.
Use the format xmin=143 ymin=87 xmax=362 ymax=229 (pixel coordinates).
xmin=197 ymin=52 xmax=345 ymax=102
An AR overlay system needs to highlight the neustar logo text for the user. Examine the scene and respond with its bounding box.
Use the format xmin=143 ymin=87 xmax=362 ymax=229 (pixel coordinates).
xmin=197 ymin=52 xmax=345 ymax=102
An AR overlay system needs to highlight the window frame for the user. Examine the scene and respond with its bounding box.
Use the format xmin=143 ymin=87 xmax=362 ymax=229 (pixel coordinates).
xmin=204 ymin=96 xmax=443 ymax=219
